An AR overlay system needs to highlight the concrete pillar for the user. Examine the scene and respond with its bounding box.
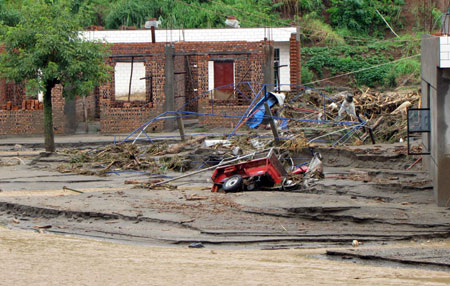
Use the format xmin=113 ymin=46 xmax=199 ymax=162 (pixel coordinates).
xmin=63 ymin=84 xmax=77 ymax=134
xmin=434 ymin=69 xmax=450 ymax=206
xmin=164 ymin=44 xmax=175 ymax=130
xmin=263 ymin=43 xmax=274 ymax=87
xmin=421 ymin=34 xmax=450 ymax=206
xmin=63 ymin=96 xmax=76 ymax=134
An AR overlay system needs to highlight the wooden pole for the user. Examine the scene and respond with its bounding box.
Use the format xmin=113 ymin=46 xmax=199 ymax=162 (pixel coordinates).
xmin=264 ymin=101 xmax=280 ymax=145
xmin=177 ymin=113 xmax=185 ymax=141
xmin=151 ymin=26 xmax=156 ymax=43
xmin=128 ymin=56 xmax=134 ymax=102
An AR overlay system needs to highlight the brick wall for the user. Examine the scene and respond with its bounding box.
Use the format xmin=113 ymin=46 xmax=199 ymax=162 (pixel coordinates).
xmin=289 ymin=33 xmax=301 ymax=89
xmin=174 ymin=55 xmax=186 ymax=110
xmin=99 ymin=41 xmax=267 ymax=132
xmin=0 ymin=85 xmax=65 ymax=135
xmin=198 ymin=104 xmax=249 ymax=127
xmin=0 ymin=39 xmax=274 ymax=134
xmin=0 ymin=80 xmax=27 ymax=109
xmin=188 ymin=41 xmax=265 ymax=127
xmin=99 ymin=43 xmax=166 ymax=133
xmin=75 ymin=94 xmax=97 ymax=122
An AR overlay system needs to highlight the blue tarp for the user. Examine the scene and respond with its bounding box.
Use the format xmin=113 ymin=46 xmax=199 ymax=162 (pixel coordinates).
xmin=246 ymin=94 xmax=278 ymax=128
xmin=246 ymin=92 xmax=288 ymax=129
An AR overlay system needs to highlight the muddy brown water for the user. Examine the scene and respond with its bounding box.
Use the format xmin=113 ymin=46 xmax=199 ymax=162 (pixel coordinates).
xmin=1 ymin=226 xmax=449 ymax=286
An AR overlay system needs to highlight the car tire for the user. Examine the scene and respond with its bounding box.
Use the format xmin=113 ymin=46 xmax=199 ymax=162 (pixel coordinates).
xmin=223 ymin=175 xmax=243 ymax=192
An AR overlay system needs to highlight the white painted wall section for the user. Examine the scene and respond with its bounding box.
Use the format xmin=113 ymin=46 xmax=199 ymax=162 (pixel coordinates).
xmin=275 ymin=43 xmax=291 ymax=91
xmin=114 ymin=62 xmax=146 ymax=99
xmin=440 ymin=36 xmax=450 ymax=67
xmin=81 ymin=27 xmax=296 ymax=44
xmin=208 ymin=61 xmax=214 ymax=92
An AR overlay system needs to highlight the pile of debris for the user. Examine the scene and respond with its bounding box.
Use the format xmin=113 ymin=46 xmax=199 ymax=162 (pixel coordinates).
xmin=57 ymin=143 xmax=160 ymax=176
xmin=56 ymin=135 xmax=324 ymax=193
xmin=57 ymin=137 xmax=261 ymax=176
xmin=277 ymin=88 xmax=420 ymax=144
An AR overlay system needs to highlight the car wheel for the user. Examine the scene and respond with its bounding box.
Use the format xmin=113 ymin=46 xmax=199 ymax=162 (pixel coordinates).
xmin=223 ymin=175 xmax=243 ymax=192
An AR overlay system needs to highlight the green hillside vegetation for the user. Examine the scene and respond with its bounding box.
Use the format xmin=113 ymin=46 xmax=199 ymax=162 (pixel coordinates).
xmin=0 ymin=0 xmax=441 ymax=89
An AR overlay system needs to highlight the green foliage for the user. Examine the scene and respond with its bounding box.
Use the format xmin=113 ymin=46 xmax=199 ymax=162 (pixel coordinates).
xmin=300 ymin=15 xmax=345 ymax=46
xmin=70 ymin=0 xmax=110 ymax=27
xmin=397 ymin=34 xmax=421 ymax=56
xmin=101 ymin=0 xmax=287 ymax=29
xmin=0 ymin=0 xmax=20 ymax=26
xmin=0 ymin=0 xmax=111 ymax=98
xmin=299 ymin=0 xmax=324 ymax=17
xmin=327 ymin=0 xmax=405 ymax=36
xmin=0 ymin=0 xmax=426 ymax=92
xmin=432 ymin=7 xmax=443 ymax=30
xmin=386 ymin=57 xmax=421 ymax=87
xmin=104 ymin=0 xmax=156 ymax=29
xmin=301 ymin=66 xmax=314 ymax=84
xmin=302 ymin=40 xmax=416 ymax=87
xmin=393 ymin=58 xmax=420 ymax=76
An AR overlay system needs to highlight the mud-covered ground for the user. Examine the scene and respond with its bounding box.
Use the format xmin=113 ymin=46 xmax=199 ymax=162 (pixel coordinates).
xmin=1 ymin=226 xmax=449 ymax=286
xmin=0 ymin=138 xmax=449 ymax=271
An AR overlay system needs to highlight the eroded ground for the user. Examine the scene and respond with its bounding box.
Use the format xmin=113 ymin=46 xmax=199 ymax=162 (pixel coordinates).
xmin=0 ymin=139 xmax=449 ymax=272
xmin=1 ymin=227 xmax=449 ymax=286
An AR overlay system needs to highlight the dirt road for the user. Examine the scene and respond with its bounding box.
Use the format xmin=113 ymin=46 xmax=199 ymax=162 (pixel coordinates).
xmin=1 ymin=227 xmax=449 ymax=286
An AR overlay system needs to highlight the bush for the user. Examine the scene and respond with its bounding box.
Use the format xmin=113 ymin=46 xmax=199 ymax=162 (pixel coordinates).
xmin=301 ymin=40 xmax=413 ymax=87
xmin=299 ymin=0 xmax=324 ymax=17
xmin=327 ymin=0 xmax=405 ymax=36
xmin=300 ymin=15 xmax=345 ymax=46
xmin=105 ymin=0 xmax=157 ymax=29
xmin=386 ymin=57 xmax=421 ymax=87
xmin=0 ymin=0 xmax=20 ymax=26
xmin=301 ymin=66 xmax=314 ymax=85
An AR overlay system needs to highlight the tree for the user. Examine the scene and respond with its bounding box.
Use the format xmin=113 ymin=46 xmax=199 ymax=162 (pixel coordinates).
xmin=0 ymin=0 xmax=111 ymax=152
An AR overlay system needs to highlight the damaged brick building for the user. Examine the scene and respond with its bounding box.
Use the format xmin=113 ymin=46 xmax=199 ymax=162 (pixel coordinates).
xmin=0 ymin=27 xmax=300 ymax=135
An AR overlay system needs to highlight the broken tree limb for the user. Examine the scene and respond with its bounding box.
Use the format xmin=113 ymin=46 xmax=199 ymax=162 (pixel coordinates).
xmin=167 ymin=136 xmax=205 ymax=153
xmin=6 ymin=157 xmax=25 ymax=165
xmin=406 ymin=157 xmax=422 ymax=170
xmin=124 ymin=179 xmax=163 ymax=185
xmin=371 ymin=115 xmax=385 ymax=131
xmin=104 ymin=160 xmax=117 ymax=171
xmin=62 ymin=186 xmax=84 ymax=194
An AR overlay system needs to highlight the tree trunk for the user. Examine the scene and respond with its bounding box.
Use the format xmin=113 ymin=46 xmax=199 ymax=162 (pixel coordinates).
xmin=43 ymin=81 xmax=56 ymax=152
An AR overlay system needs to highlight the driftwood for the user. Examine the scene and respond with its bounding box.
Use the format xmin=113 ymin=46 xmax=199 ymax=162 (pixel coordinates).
xmin=167 ymin=136 xmax=206 ymax=154
xmin=124 ymin=179 xmax=163 ymax=185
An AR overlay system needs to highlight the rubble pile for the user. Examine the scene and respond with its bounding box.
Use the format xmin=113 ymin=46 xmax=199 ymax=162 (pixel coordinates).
xmin=279 ymin=88 xmax=420 ymax=144
xmin=57 ymin=139 xmax=267 ymax=176
xmin=57 ymin=143 xmax=160 ymax=176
